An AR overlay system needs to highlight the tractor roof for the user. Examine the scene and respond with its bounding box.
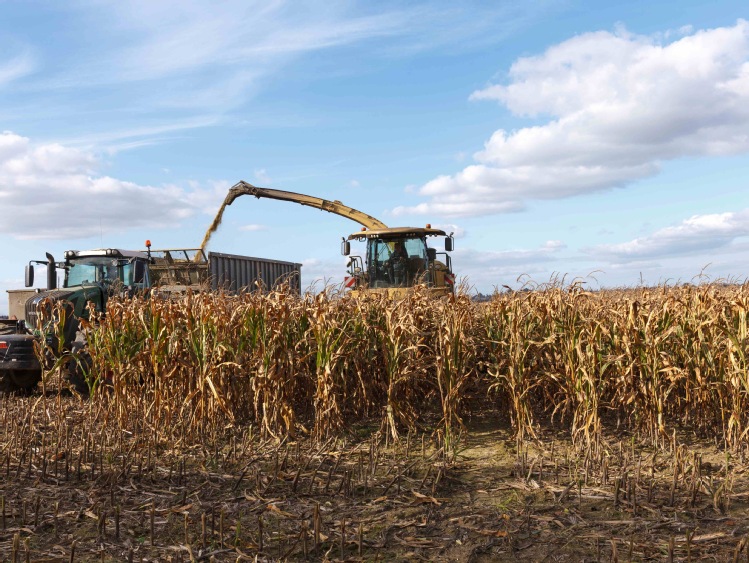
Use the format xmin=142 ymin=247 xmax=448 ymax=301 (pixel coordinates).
xmin=65 ymin=249 xmax=149 ymax=259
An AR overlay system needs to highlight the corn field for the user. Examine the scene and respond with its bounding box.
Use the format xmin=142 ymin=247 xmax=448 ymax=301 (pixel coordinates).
xmin=4 ymin=281 xmax=749 ymax=561
xmin=60 ymin=281 xmax=749 ymax=454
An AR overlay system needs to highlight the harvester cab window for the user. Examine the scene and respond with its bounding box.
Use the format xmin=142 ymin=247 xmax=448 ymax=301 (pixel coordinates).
xmin=367 ymin=237 xmax=429 ymax=288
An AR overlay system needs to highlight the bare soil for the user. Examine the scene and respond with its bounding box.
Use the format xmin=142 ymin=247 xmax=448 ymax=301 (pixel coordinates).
xmin=1 ymin=393 xmax=749 ymax=562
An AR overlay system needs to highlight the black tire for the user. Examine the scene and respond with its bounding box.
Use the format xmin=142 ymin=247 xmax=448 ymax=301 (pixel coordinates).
xmin=66 ymin=342 xmax=92 ymax=396
xmin=0 ymin=372 xmax=14 ymax=394
xmin=0 ymin=369 xmax=40 ymax=394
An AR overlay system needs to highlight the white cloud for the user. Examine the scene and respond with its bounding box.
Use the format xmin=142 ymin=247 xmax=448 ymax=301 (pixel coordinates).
xmin=431 ymin=223 xmax=466 ymax=238
xmin=239 ymin=224 xmax=268 ymax=232
xmin=457 ymin=240 xmax=564 ymax=265
xmin=399 ymin=20 xmax=749 ymax=217
xmin=253 ymin=168 xmax=272 ymax=185
xmin=584 ymin=209 xmax=749 ymax=263
xmin=2 ymin=2 xmax=570 ymax=151
xmin=0 ymin=49 xmax=35 ymax=87
xmin=100 ymin=1 xmax=549 ymax=83
xmin=0 ymin=132 xmax=222 ymax=240
xmin=60 ymin=116 xmax=220 ymax=153
xmin=454 ymin=240 xmax=566 ymax=288
xmin=300 ymin=257 xmax=345 ymax=291
xmin=81 ymin=1 xmax=409 ymax=86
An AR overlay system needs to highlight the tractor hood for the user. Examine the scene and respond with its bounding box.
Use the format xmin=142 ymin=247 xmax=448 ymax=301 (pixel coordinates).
xmin=24 ymin=285 xmax=104 ymax=344
xmin=24 ymin=289 xmax=77 ymax=330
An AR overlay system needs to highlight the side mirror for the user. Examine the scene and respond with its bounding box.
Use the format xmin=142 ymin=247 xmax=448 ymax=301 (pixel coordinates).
xmin=133 ymin=260 xmax=146 ymax=284
xmin=341 ymin=240 xmax=351 ymax=256
xmin=445 ymin=237 xmax=454 ymax=252
xmin=427 ymin=248 xmax=437 ymax=261
xmin=25 ymin=265 xmax=34 ymax=287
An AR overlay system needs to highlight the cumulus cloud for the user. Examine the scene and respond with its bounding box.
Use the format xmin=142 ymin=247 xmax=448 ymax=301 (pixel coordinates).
xmin=397 ymin=20 xmax=749 ymax=217
xmin=584 ymin=209 xmax=749 ymax=263
xmin=0 ymin=132 xmax=221 ymax=239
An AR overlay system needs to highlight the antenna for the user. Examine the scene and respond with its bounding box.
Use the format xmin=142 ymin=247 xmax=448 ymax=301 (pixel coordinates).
xmin=100 ymin=218 xmax=104 ymax=248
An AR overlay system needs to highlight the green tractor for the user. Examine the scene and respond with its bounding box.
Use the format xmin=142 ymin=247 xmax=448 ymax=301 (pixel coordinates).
xmin=0 ymin=248 xmax=151 ymax=393
xmin=0 ymin=244 xmax=300 ymax=394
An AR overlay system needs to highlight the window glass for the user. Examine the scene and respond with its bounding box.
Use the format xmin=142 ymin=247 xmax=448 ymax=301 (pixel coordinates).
xmin=366 ymin=237 xmax=427 ymax=288
xmin=66 ymin=261 xmax=101 ymax=286
xmin=65 ymin=257 xmax=133 ymax=287
xmin=403 ymin=238 xmax=427 ymax=260
xmin=121 ymin=263 xmax=133 ymax=285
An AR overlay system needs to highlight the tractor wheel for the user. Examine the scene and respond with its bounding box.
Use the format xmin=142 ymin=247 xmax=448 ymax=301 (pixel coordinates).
xmin=0 ymin=371 xmax=14 ymax=394
xmin=0 ymin=369 xmax=40 ymax=394
xmin=66 ymin=342 xmax=92 ymax=397
xmin=11 ymin=369 xmax=41 ymax=391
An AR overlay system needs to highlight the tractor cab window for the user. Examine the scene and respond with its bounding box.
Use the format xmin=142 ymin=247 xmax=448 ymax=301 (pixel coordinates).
xmin=65 ymin=257 xmax=134 ymax=288
xmin=367 ymin=237 xmax=428 ymax=288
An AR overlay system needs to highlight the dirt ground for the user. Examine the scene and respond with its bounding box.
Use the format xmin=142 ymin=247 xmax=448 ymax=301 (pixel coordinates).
xmin=1 ymin=394 xmax=749 ymax=562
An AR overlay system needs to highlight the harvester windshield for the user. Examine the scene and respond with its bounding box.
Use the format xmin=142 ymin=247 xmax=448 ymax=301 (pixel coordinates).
xmin=367 ymin=236 xmax=428 ymax=288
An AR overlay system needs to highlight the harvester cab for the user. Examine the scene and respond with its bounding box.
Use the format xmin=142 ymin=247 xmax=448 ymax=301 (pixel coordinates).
xmin=342 ymin=226 xmax=455 ymax=296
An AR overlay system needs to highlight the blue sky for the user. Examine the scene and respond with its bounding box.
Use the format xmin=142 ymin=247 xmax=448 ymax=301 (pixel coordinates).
xmin=1 ymin=0 xmax=748 ymax=310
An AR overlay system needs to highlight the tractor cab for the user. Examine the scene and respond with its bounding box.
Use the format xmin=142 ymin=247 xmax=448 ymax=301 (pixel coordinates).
xmin=61 ymin=249 xmax=150 ymax=290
